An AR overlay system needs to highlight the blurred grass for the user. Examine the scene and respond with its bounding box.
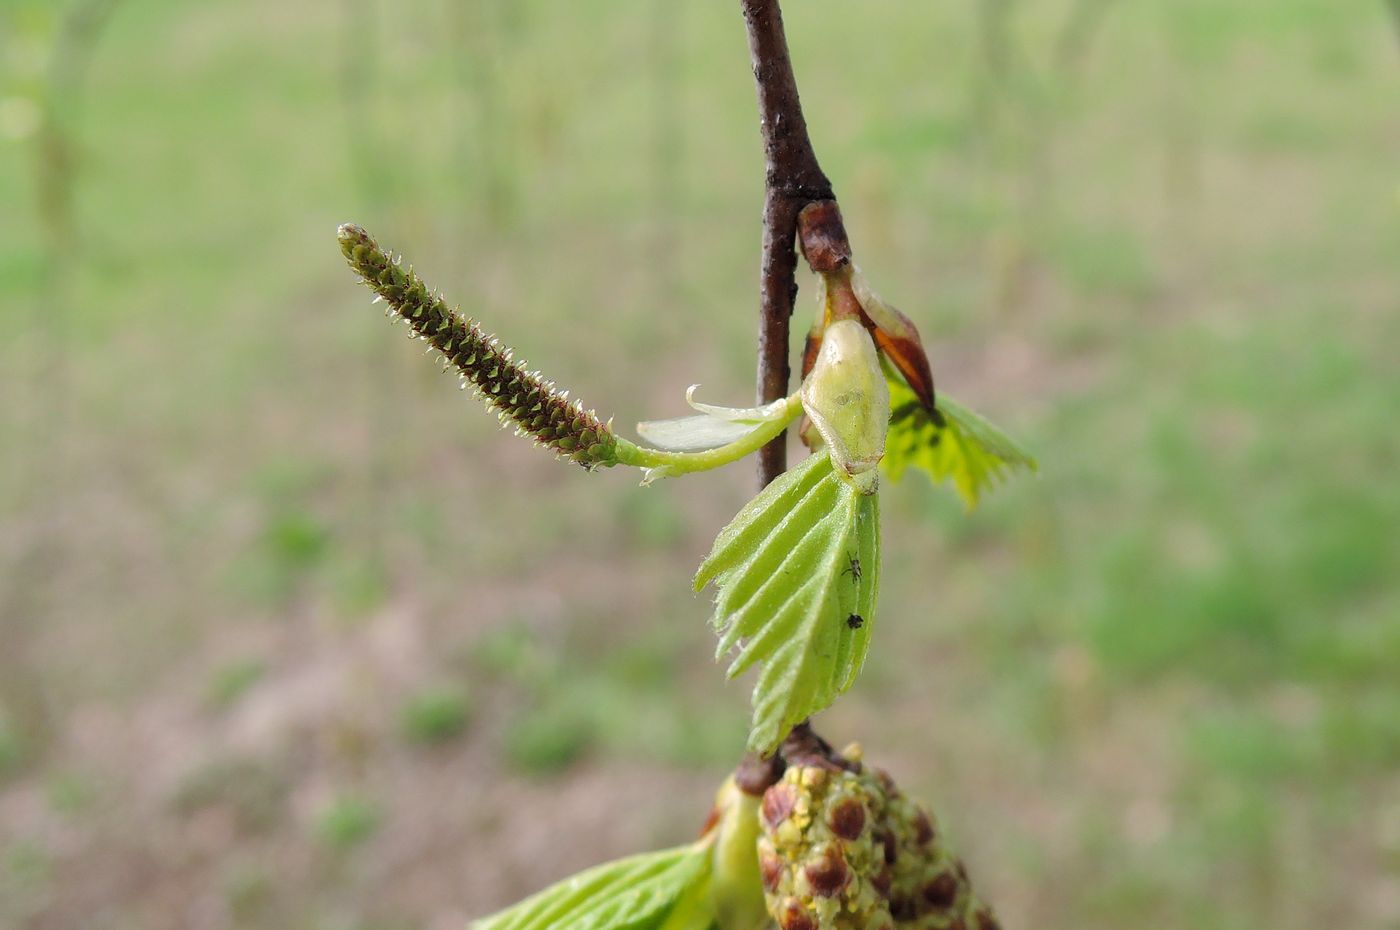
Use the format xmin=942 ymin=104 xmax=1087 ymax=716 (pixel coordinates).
xmin=1 ymin=0 xmax=1398 ymax=929
xmin=399 ymin=684 xmax=473 ymax=746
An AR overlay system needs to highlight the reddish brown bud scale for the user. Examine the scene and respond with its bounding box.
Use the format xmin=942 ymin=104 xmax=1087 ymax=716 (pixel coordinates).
xmin=736 ymin=751 xmax=785 ymax=796
xmin=921 ymin=872 xmax=959 ymax=909
xmin=867 ymin=320 xmax=935 ymax=413
xmin=797 ymin=201 xmax=853 ymax=274
xmin=761 ymin=851 xmax=786 ymax=893
xmin=871 ymin=865 xmax=893 ymax=897
xmin=803 ymin=845 xmax=852 ymax=897
xmin=763 ymin=782 xmax=799 ymax=829
xmin=914 ymin=810 xmax=935 ymax=846
xmin=779 ymin=900 xmax=819 ymax=930
xmin=829 ymin=797 xmax=867 ymax=840
xmin=890 ymin=896 xmax=918 ymax=922
xmin=877 ymin=830 xmax=898 ymax=865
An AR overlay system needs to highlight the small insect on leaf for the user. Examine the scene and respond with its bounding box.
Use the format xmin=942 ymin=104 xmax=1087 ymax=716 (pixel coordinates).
xmin=841 ymin=552 xmax=861 ymax=584
xmin=846 ymin=614 xmax=864 ymax=630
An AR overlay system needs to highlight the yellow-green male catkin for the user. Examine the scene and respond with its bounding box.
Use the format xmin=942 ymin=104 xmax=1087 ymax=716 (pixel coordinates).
xmin=759 ymin=749 xmax=1002 ymax=930
xmin=847 ymin=747 xmax=1001 ymax=930
xmin=757 ymin=764 xmax=894 ymax=930
xmin=338 ymin=223 xmax=619 ymax=469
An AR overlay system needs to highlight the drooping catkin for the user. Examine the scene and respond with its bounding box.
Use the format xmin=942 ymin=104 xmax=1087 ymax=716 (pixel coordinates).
xmin=338 ymin=223 xmax=619 ymax=469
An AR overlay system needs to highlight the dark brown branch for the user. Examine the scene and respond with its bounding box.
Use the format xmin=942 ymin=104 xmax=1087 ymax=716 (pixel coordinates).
xmin=736 ymin=0 xmax=858 ymax=789
xmin=741 ymin=0 xmax=831 ymax=201
xmin=741 ymin=0 xmax=838 ymax=489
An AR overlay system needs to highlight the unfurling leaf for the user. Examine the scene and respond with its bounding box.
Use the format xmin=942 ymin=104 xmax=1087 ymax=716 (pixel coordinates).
xmin=471 ymin=843 xmax=714 ymax=930
xmin=636 ymin=416 xmax=760 ymax=453
xmin=882 ymin=375 xmax=1037 ymax=509
xmin=799 ymin=319 xmax=889 ymax=495
xmin=695 ymin=452 xmax=881 ymax=756
xmin=636 ymin=387 xmax=792 ymax=453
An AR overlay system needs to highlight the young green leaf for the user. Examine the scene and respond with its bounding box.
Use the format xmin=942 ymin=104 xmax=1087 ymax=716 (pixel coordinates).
xmin=882 ymin=375 xmax=1038 ymax=509
xmin=636 ymin=387 xmax=793 ymax=453
xmin=695 ymin=453 xmax=881 ymax=755
xmin=472 ymin=843 xmax=714 ymax=930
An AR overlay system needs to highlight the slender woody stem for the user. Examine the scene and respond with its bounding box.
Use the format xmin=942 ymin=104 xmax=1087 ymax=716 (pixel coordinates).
xmin=738 ymin=0 xmax=858 ymax=785
xmin=741 ymin=0 xmax=835 ymax=489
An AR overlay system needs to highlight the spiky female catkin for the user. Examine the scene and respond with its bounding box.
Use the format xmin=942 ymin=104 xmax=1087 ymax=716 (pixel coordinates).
xmin=338 ymin=223 xmax=619 ymax=469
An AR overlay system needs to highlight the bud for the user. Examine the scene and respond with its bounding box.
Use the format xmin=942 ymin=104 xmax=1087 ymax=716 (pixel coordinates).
xmin=800 ymin=256 xmax=936 ymax=418
xmin=799 ymin=319 xmax=889 ymax=495
xmin=338 ymin=223 xmax=619 ymax=469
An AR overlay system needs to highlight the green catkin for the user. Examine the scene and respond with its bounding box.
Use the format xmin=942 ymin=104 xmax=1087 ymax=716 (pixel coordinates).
xmin=858 ymin=762 xmax=1000 ymax=930
xmin=759 ymin=750 xmax=1002 ymax=930
xmin=338 ymin=224 xmax=619 ymax=469
xmin=758 ymin=764 xmax=894 ymax=930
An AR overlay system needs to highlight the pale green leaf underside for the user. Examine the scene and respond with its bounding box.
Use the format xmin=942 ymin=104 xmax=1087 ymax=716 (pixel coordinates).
xmin=472 ymin=844 xmax=713 ymax=930
xmin=695 ymin=452 xmax=880 ymax=755
xmin=635 ymin=415 xmax=760 ymax=452
xmin=635 ymin=387 xmax=793 ymax=452
xmin=882 ymin=376 xmax=1038 ymax=509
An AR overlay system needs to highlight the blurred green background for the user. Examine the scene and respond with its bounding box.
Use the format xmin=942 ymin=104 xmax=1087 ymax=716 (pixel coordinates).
xmin=2 ymin=1 xmax=1398 ymax=928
